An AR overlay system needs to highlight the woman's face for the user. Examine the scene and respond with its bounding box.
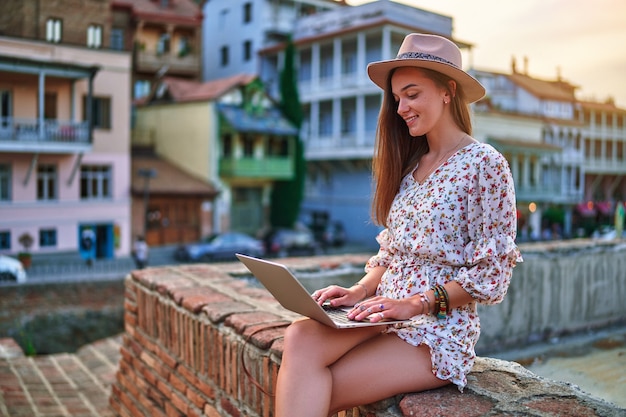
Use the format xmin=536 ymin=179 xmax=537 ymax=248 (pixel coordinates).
xmin=390 ymin=67 xmax=447 ymax=137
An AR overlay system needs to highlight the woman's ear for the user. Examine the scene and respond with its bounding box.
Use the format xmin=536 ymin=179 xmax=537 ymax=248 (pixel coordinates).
xmin=447 ymin=79 xmax=457 ymax=99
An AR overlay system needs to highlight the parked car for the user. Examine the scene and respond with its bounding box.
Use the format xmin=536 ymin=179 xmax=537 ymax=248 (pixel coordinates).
xmin=174 ymin=232 xmax=265 ymax=262
xmin=0 ymin=255 xmax=27 ymax=283
xmin=263 ymin=227 xmax=321 ymax=258
xmin=321 ymin=221 xmax=347 ymax=248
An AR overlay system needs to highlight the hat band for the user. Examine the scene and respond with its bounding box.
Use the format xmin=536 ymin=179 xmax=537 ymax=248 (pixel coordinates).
xmin=396 ymin=52 xmax=458 ymax=69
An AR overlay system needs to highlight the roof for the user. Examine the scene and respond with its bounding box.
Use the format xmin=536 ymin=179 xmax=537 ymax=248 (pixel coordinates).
xmin=131 ymin=153 xmax=219 ymax=197
xmin=149 ymin=74 xmax=257 ymax=103
xmin=218 ymin=104 xmax=298 ymax=136
xmin=111 ymin=0 xmax=202 ymax=26
xmin=507 ymin=73 xmax=577 ymax=102
xmin=577 ymin=99 xmax=626 ymax=114
xmin=488 ymin=138 xmax=562 ymax=153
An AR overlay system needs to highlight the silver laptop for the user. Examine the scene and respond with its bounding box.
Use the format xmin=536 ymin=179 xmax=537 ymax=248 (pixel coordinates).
xmin=236 ymin=253 xmax=408 ymax=329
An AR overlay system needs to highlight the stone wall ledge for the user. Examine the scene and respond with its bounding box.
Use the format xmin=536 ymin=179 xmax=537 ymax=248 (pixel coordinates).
xmin=109 ymin=254 xmax=626 ymax=417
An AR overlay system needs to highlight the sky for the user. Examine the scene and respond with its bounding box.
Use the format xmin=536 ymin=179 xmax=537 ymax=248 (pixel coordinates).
xmin=347 ymin=0 xmax=626 ymax=108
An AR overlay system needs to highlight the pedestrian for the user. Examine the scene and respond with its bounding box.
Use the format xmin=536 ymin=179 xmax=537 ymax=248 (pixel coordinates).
xmin=273 ymin=33 xmax=523 ymax=416
xmin=132 ymin=235 xmax=149 ymax=269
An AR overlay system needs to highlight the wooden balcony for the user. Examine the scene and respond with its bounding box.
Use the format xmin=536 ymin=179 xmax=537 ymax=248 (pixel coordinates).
xmin=0 ymin=117 xmax=91 ymax=153
xmin=219 ymin=157 xmax=293 ymax=180
xmin=135 ymin=50 xmax=200 ymax=76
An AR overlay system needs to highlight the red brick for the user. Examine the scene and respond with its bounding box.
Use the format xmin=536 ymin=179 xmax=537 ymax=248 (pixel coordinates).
xmin=186 ymin=386 xmax=207 ymax=409
xmin=170 ymin=389 xmax=189 ymax=415
xmin=169 ymin=373 xmax=187 ymax=395
xmin=195 ymin=378 xmax=216 ymax=400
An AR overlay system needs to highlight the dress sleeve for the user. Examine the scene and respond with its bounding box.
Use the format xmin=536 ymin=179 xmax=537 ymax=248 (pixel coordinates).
xmin=365 ymin=228 xmax=393 ymax=272
xmin=455 ymin=148 xmax=523 ymax=305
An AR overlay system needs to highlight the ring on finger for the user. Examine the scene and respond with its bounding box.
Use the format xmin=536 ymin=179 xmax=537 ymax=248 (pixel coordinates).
xmin=359 ymin=305 xmax=366 ymax=311
xmin=379 ymin=304 xmax=385 ymax=310
xmin=367 ymin=308 xmax=372 ymax=313
xmin=378 ymin=312 xmax=385 ymax=320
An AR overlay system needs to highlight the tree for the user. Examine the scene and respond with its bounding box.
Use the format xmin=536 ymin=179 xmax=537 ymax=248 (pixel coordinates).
xmin=269 ymin=36 xmax=305 ymax=228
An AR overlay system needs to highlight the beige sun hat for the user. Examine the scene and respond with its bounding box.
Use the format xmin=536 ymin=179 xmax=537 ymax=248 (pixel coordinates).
xmin=367 ymin=33 xmax=486 ymax=103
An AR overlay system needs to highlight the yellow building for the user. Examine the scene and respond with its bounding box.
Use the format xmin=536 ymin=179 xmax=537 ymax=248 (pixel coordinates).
xmin=133 ymin=74 xmax=298 ymax=240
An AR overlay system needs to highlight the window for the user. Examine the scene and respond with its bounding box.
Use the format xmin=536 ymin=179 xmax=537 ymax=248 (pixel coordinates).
xmin=37 ymin=164 xmax=57 ymax=201
xmin=0 ymin=164 xmax=10 ymax=201
xmin=157 ymin=33 xmax=170 ymax=55
xmin=1 ymin=90 xmax=12 ymax=128
xmin=220 ymin=46 xmax=229 ymax=67
xmin=222 ymin=134 xmax=233 ymax=157
xmin=110 ymin=28 xmax=124 ymax=50
xmin=83 ymin=96 xmax=112 ymax=129
xmin=178 ymin=36 xmax=190 ymax=57
xmin=46 ymin=18 xmax=62 ymax=43
xmin=0 ymin=231 xmax=9 ymax=250
xmin=44 ymin=92 xmax=57 ymax=119
xmin=80 ymin=165 xmax=112 ymax=199
xmin=87 ymin=24 xmax=102 ymax=48
xmin=39 ymin=229 xmax=57 ymax=247
xmin=243 ymin=40 xmax=252 ymax=62
xmin=134 ymin=80 xmax=151 ymax=99
xmin=242 ymin=134 xmax=254 ymax=156
xmin=243 ymin=2 xmax=252 ymax=23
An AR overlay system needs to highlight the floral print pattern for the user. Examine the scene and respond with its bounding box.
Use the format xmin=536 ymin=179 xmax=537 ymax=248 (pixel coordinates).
xmin=365 ymin=142 xmax=522 ymax=390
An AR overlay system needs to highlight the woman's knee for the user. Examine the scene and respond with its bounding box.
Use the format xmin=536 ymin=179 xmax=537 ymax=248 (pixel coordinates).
xmin=283 ymin=319 xmax=325 ymax=353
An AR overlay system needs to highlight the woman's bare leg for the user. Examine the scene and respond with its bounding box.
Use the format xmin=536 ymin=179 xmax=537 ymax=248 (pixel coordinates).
xmin=328 ymin=333 xmax=449 ymax=414
xmin=275 ymin=318 xmax=382 ymax=417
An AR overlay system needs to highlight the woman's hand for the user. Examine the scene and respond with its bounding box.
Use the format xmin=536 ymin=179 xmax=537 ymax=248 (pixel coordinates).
xmin=311 ymin=285 xmax=365 ymax=308
xmin=347 ymin=296 xmax=420 ymax=322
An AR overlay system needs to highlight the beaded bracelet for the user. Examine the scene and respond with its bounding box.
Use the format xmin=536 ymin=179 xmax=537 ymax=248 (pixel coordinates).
xmin=433 ymin=285 xmax=448 ymax=319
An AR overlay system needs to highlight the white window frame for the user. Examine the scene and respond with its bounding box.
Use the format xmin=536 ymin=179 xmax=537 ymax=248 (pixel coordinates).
xmin=87 ymin=24 xmax=102 ymax=48
xmin=46 ymin=18 xmax=62 ymax=43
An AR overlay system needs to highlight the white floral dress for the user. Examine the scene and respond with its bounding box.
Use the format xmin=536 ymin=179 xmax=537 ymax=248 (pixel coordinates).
xmin=365 ymin=142 xmax=523 ymax=390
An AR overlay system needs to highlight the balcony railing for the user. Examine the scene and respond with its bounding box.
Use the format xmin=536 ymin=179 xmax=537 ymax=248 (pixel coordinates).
xmin=219 ymin=157 xmax=293 ymax=179
xmin=0 ymin=117 xmax=90 ymax=152
xmin=135 ymin=51 xmax=200 ymax=75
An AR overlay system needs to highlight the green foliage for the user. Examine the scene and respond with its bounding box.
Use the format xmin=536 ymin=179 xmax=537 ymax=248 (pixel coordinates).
xmin=270 ymin=37 xmax=306 ymax=228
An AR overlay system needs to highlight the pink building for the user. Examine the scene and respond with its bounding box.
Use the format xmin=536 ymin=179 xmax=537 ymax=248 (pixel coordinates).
xmin=0 ymin=36 xmax=132 ymax=259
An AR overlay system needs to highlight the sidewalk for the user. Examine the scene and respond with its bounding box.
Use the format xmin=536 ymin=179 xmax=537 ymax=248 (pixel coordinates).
xmin=0 ymin=335 xmax=122 ymax=417
xmin=24 ymin=244 xmax=180 ymax=283
xmin=22 ymin=242 xmax=372 ymax=283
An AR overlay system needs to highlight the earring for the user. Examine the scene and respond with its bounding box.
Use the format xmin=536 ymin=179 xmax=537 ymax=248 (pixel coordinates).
xmin=443 ymin=98 xmax=448 ymax=104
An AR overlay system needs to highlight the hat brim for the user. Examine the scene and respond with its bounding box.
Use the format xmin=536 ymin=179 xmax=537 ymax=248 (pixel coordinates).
xmin=367 ymin=59 xmax=486 ymax=103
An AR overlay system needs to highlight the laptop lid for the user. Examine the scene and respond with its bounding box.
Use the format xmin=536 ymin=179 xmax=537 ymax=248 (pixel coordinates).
xmin=236 ymin=253 xmax=406 ymax=328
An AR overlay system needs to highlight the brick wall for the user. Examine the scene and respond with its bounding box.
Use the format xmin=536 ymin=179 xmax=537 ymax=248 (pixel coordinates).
xmin=109 ymin=255 xmax=624 ymax=417
xmin=0 ymin=0 xmax=111 ymax=46
xmin=0 ymin=280 xmax=124 ymax=334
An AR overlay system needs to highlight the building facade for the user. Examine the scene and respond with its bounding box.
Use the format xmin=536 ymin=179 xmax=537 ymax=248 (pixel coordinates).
xmin=0 ymin=35 xmax=132 ymax=259
xmin=133 ymin=74 xmax=298 ymax=238
xmin=202 ymin=0 xmax=346 ymax=84
xmin=111 ymin=0 xmax=203 ymax=100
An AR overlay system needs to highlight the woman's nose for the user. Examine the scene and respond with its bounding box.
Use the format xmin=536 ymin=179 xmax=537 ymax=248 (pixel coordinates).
xmin=397 ymin=99 xmax=408 ymax=115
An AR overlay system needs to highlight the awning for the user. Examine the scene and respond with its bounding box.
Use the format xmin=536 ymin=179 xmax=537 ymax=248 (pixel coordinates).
xmin=575 ymin=202 xmax=596 ymax=217
xmin=218 ymin=104 xmax=298 ymax=136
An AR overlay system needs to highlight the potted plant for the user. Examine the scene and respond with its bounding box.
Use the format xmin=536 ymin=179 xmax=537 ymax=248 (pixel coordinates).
xmin=17 ymin=232 xmax=34 ymax=269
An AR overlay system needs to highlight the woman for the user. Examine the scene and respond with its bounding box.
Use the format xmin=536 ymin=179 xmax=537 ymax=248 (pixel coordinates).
xmin=275 ymin=33 xmax=522 ymax=417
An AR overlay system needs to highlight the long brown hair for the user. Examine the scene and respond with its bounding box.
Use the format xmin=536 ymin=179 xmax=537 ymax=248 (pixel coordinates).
xmin=371 ymin=67 xmax=473 ymax=226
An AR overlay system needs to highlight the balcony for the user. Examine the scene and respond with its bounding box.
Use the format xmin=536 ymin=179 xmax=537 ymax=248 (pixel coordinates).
xmin=135 ymin=50 xmax=200 ymax=76
xmin=219 ymin=157 xmax=293 ymax=179
xmin=0 ymin=117 xmax=91 ymax=153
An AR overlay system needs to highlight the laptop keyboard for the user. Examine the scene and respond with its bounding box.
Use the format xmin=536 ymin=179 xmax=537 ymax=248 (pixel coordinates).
xmin=323 ymin=305 xmax=358 ymax=324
